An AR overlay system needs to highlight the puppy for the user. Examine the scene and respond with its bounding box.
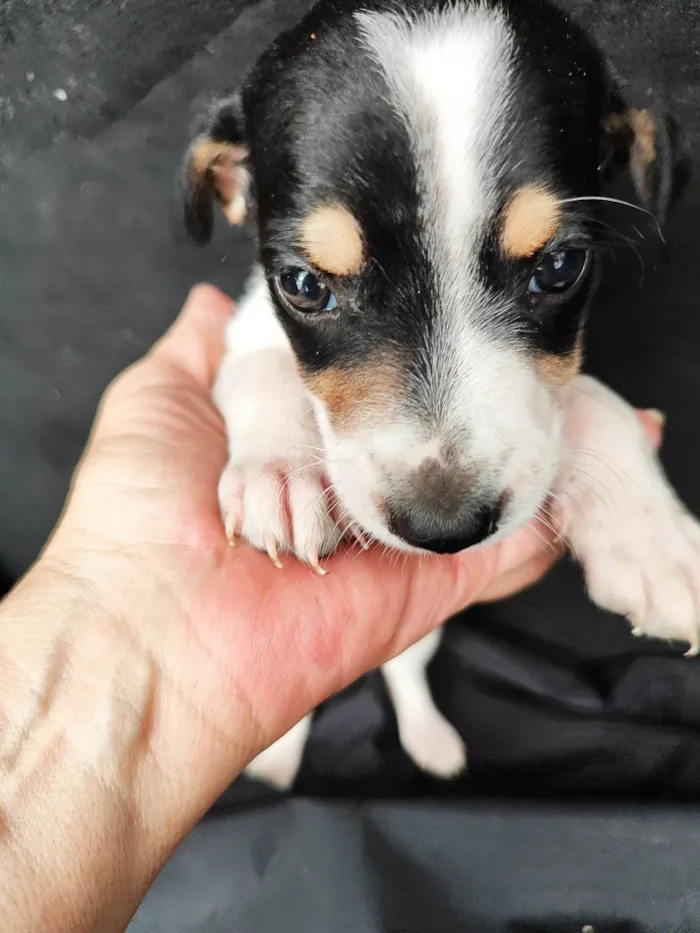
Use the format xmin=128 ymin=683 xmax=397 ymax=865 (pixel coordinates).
xmin=181 ymin=0 xmax=696 ymax=789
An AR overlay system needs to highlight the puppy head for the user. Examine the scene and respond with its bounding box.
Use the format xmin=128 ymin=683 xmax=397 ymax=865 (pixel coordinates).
xmin=183 ymin=0 xmax=686 ymax=554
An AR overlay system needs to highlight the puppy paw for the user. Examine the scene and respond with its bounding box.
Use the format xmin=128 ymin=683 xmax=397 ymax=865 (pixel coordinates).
xmin=398 ymin=709 xmax=467 ymax=779
xmin=569 ymin=491 xmax=700 ymax=655
xmin=219 ymin=455 xmax=341 ymax=569
xmin=556 ymin=376 xmax=700 ymax=655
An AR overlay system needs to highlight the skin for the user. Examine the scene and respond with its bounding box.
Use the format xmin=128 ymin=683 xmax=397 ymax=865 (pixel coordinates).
xmin=0 ymin=285 xmax=661 ymax=933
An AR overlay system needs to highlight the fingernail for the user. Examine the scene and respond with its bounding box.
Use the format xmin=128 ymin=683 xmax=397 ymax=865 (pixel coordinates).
xmin=645 ymin=408 xmax=667 ymax=428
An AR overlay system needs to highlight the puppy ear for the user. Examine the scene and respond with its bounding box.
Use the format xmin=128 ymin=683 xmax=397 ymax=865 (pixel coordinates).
xmin=182 ymin=94 xmax=251 ymax=245
xmin=601 ymin=84 xmax=689 ymax=223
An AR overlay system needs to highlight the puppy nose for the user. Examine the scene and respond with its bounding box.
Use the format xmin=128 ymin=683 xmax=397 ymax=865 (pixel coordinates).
xmin=388 ymin=500 xmax=501 ymax=554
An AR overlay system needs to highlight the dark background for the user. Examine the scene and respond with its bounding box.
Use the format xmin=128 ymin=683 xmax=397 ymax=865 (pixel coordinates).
xmin=2 ymin=0 xmax=700 ymax=930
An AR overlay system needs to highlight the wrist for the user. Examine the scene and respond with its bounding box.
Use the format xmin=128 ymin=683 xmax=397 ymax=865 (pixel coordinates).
xmin=0 ymin=558 xmax=160 ymax=931
xmin=0 ymin=551 xmax=251 ymax=932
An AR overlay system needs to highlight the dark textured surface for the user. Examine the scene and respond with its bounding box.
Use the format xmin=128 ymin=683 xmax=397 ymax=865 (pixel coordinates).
xmin=0 ymin=0 xmax=258 ymax=148
xmin=0 ymin=0 xmax=313 ymax=578
xmin=131 ymin=799 xmax=700 ymax=933
xmin=2 ymin=0 xmax=700 ymax=929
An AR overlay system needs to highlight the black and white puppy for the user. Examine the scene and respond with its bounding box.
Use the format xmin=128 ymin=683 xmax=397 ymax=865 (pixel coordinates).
xmin=182 ymin=0 xmax=696 ymax=788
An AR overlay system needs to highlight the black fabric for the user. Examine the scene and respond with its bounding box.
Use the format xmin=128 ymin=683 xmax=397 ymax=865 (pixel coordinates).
xmin=2 ymin=0 xmax=700 ymax=930
xmin=131 ymin=798 xmax=700 ymax=933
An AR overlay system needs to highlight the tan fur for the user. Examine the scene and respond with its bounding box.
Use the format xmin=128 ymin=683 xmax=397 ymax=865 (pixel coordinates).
xmin=629 ymin=109 xmax=657 ymax=165
xmin=302 ymin=362 xmax=397 ymax=430
xmin=602 ymin=112 xmax=627 ymax=138
xmin=536 ymin=339 xmax=583 ymax=390
xmin=603 ymin=108 xmax=658 ymax=203
xmin=603 ymin=108 xmax=657 ymax=164
xmin=300 ymin=204 xmax=365 ymax=276
xmin=501 ymin=185 xmax=561 ymax=259
xmin=189 ymin=137 xmax=248 ymax=224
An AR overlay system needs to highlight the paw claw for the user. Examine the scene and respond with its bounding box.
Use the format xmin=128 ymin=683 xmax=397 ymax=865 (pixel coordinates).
xmin=218 ymin=447 xmax=341 ymax=569
xmin=263 ymin=533 xmax=283 ymax=568
xmin=301 ymin=546 xmax=328 ymax=574
xmin=223 ymin=511 xmax=241 ymax=544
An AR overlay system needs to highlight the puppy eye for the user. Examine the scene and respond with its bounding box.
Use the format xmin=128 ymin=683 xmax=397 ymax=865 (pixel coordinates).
xmin=528 ymin=249 xmax=588 ymax=295
xmin=277 ymin=268 xmax=337 ymax=312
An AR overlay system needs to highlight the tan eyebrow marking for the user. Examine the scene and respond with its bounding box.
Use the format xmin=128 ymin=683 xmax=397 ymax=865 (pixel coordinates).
xmin=300 ymin=203 xmax=365 ymax=276
xmin=500 ymin=184 xmax=561 ymax=259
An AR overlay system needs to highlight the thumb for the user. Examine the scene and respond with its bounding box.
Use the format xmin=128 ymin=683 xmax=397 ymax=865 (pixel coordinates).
xmin=152 ymin=283 xmax=235 ymax=390
xmin=385 ymin=519 xmax=559 ymax=660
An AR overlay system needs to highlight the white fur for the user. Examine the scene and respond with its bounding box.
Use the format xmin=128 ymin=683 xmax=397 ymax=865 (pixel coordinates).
xmin=244 ymin=714 xmax=313 ymax=790
xmin=382 ymin=628 xmax=466 ymax=778
xmin=214 ymin=270 xmax=342 ymax=565
xmin=554 ymin=375 xmax=700 ymax=655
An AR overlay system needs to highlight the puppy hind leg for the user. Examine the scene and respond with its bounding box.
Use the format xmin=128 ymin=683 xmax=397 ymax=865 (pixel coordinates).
xmin=244 ymin=713 xmax=314 ymax=791
xmin=381 ymin=629 xmax=466 ymax=779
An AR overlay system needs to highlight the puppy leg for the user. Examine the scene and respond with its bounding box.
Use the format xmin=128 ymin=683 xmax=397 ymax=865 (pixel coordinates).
xmin=245 ymin=714 xmax=313 ymax=790
xmin=381 ymin=629 xmax=467 ymax=778
xmin=214 ymin=268 xmax=342 ymax=566
xmin=554 ymin=374 xmax=700 ymax=653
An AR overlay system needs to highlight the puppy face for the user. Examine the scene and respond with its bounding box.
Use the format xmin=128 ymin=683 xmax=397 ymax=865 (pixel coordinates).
xmin=184 ymin=0 xmax=684 ymax=554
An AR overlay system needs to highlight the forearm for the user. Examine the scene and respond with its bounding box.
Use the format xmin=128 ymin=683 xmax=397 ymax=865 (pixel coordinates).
xmin=0 ymin=555 xmax=246 ymax=933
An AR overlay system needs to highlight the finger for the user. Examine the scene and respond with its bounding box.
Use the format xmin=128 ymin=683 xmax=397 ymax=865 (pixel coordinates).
xmin=475 ymin=548 xmax=562 ymax=603
xmin=420 ymin=518 xmax=560 ymax=622
xmin=638 ymin=408 xmax=665 ymax=450
xmin=152 ymin=284 xmax=235 ymax=389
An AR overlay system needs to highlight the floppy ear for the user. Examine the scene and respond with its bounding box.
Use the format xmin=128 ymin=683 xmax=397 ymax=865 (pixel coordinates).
xmin=601 ymin=82 xmax=689 ymax=224
xmin=182 ymin=94 xmax=251 ymax=245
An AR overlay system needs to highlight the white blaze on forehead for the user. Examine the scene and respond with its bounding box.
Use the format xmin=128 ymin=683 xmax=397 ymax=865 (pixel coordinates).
xmin=355 ymin=4 xmax=514 ymax=283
